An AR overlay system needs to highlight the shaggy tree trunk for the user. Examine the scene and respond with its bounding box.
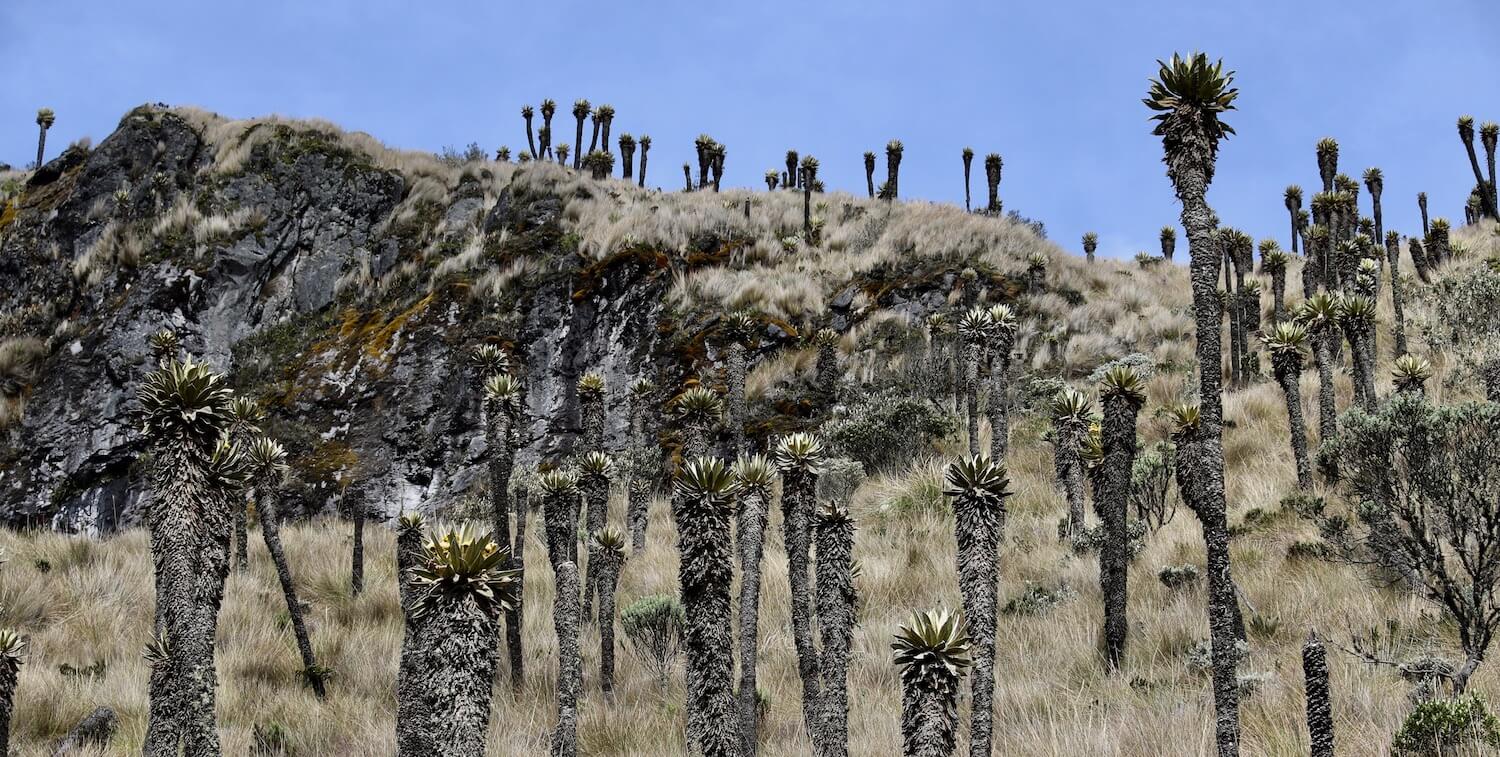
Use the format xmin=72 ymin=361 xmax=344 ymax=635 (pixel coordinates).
xmin=256 ymin=484 xmax=325 ymax=699
xmin=144 ymin=447 xmax=233 ymax=757
xmin=1303 ymin=633 xmax=1334 ymax=757
xmin=627 ymin=475 xmax=651 ymax=553
xmin=1386 ymin=235 xmax=1408 ymax=356
xmin=233 ymin=498 xmax=249 ymax=573
xmin=674 ymin=487 xmax=741 ymax=757
xmin=1174 ymin=432 xmax=1242 ymax=757
xmin=507 ymin=486 xmax=529 ymax=688
xmin=350 ymin=495 xmax=365 ymax=596
xmin=1272 ymin=358 xmax=1313 ymax=490
xmin=1097 ymin=393 xmax=1140 ymax=670
xmin=1168 ymin=137 xmax=1241 ymax=756
xmin=962 ymin=153 xmax=973 ymax=212
xmin=1312 ymin=329 xmax=1338 ymax=483
xmin=143 ymin=651 xmax=175 ymax=757
xmin=728 ymin=342 xmax=748 ymax=457
xmin=815 ymin=514 xmax=856 ymax=757
xmin=783 ymin=468 xmax=823 ymax=752
xmin=581 ymin=474 xmax=608 ymax=621
xmin=900 ymin=684 xmax=959 ymax=757
xmin=596 ymin=550 xmax=623 ymax=697
xmin=395 ymin=522 xmax=432 ymax=756
xmin=1055 ymin=426 xmax=1087 ymax=541
xmin=0 ymin=657 xmax=18 ymax=757
xmin=987 ymin=344 xmax=1012 ymax=461
xmin=412 ymin=596 xmax=500 ymax=755
xmin=638 ymin=143 xmax=649 ymax=188
xmin=544 ymin=489 xmax=580 ymax=571
xmin=816 ymin=339 xmax=838 ymax=408
xmin=964 ymin=342 xmax=981 ymax=455
xmin=953 ymin=492 xmax=1005 ymax=757
xmin=1347 ymin=322 xmax=1377 ymax=411
xmin=1224 ymin=250 xmax=1243 ymax=387
xmin=553 ymin=561 xmax=582 ymax=757
xmin=1269 ymin=268 xmax=1287 ymax=324
xmin=737 ymin=486 xmax=771 ymax=755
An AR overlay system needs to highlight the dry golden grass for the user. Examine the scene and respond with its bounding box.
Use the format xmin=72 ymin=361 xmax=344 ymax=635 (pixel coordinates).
xmin=7 ymin=110 xmax=1500 ymax=755
xmin=6 ymin=355 xmax=1496 ymax=755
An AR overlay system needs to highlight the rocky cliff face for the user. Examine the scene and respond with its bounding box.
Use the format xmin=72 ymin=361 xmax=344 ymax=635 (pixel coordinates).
xmin=0 ymin=105 xmax=1092 ymax=534
xmin=0 ymin=106 xmax=706 ymax=532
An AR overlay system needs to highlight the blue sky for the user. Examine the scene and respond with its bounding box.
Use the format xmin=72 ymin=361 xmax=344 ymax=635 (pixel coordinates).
xmin=4 ymin=0 xmax=1497 ymax=259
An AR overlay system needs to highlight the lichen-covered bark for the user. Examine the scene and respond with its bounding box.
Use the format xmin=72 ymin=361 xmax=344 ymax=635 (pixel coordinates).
xmin=953 ymin=492 xmax=1004 ymax=757
xmin=395 ymin=523 xmax=432 ymax=756
xmin=416 ymin=593 xmax=501 ymax=756
xmin=1272 ymin=355 xmax=1313 ymax=490
xmin=1174 ymin=432 xmax=1242 ymax=757
xmin=727 ymin=343 xmax=748 ymax=457
xmin=507 ymin=486 xmax=529 ymax=688
xmin=581 ymin=473 xmax=609 ymax=620
xmin=963 ymin=342 xmax=982 ymax=456
xmin=255 ymin=482 xmax=325 ymax=698
xmin=233 ymin=496 xmax=249 ymax=573
xmin=1303 ymin=634 xmax=1334 ymax=757
xmin=144 ymin=446 xmax=233 ymax=757
xmin=1385 ymin=235 xmax=1409 ymax=356
xmin=1166 ymin=130 xmax=1241 ymax=756
xmin=737 ymin=486 xmax=770 ymax=755
xmin=900 ymin=683 xmax=959 ymax=757
xmin=553 ymin=561 xmax=582 ymax=757
xmin=595 ymin=548 xmax=624 ymax=696
xmin=986 ymin=343 xmax=1012 ymax=461
xmin=782 ymin=468 xmax=823 ymax=751
xmin=627 ymin=475 xmax=651 ymax=553
xmin=815 ymin=514 xmax=856 ymax=757
xmin=0 ymin=657 xmax=19 ymax=757
xmin=143 ymin=652 xmax=176 ymax=757
xmin=1097 ymin=393 xmax=1140 ymax=670
xmin=673 ymin=487 xmax=740 ymax=757
xmin=544 ymin=489 xmax=580 ymax=572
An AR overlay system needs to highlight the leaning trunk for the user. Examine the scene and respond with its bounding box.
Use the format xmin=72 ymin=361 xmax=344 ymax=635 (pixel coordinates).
xmin=1168 ymin=140 xmax=1240 ymax=756
xmin=1273 ymin=359 xmax=1313 ymax=490
xmin=256 ymin=484 xmax=325 ymax=699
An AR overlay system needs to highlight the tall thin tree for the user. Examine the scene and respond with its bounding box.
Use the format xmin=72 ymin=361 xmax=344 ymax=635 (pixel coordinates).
xmin=815 ymin=502 xmax=857 ymax=757
xmin=734 ymin=455 xmax=777 ymax=755
xmin=1145 ymin=52 xmax=1244 ymax=756
xmin=774 ymin=433 xmax=827 ymax=751
xmin=673 ymin=458 xmax=743 ymax=757
xmin=945 ymin=454 xmax=1012 ymax=757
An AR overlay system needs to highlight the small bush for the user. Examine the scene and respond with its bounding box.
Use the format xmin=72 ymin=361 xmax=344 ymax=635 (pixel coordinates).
xmin=1157 ymin=564 xmax=1199 ymax=590
xmin=1280 ymin=493 xmax=1326 ymax=519
xmin=253 ymin=722 xmax=295 ymax=756
xmin=1286 ymin=540 xmax=1330 ymax=562
xmin=1072 ymin=520 xmax=1148 ymax=559
xmin=816 ymin=457 xmax=866 ymax=505
xmin=1392 ymin=695 xmax=1500 ymax=755
xmin=1001 ymin=582 xmax=1077 ymax=616
xmin=621 ymin=594 xmax=685 ymax=688
xmin=823 ymin=389 xmax=953 ymax=472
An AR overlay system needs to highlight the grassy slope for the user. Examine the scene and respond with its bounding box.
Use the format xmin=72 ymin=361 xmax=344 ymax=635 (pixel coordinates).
xmin=5 ymin=110 xmax=1500 ymax=754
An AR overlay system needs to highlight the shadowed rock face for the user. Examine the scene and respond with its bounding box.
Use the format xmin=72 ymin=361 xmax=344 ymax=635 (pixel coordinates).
xmin=0 ymin=106 xmax=678 ymax=532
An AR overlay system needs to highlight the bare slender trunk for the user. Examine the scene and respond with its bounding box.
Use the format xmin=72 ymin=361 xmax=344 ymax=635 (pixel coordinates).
xmin=815 ymin=512 xmax=855 ymax=757
xmin=783 ymin=468 xmax=823 ymax=752
xmin=256 ymin=484 xmax=326 ymax=698
xmin=553 ymin=562 xmax=582 ymax=757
